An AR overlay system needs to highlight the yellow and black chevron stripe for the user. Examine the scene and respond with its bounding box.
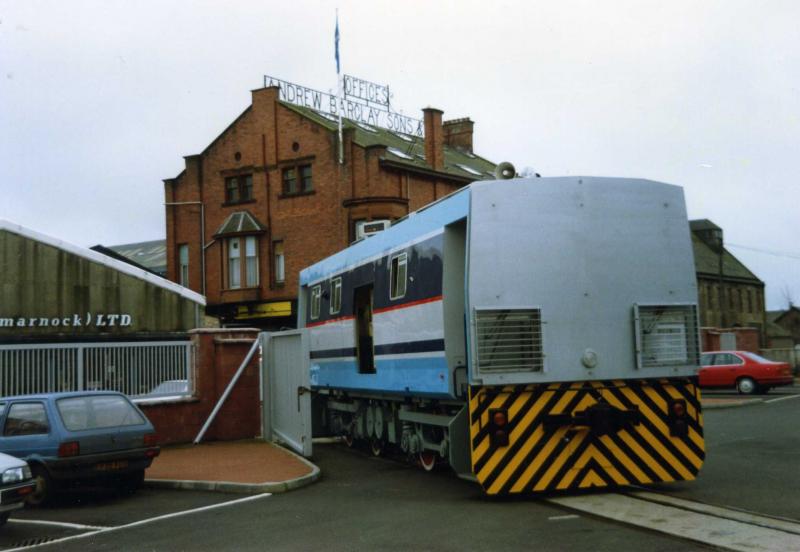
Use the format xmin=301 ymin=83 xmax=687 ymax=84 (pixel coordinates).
xmin=468 ymin=378 xmax=704 ymax=495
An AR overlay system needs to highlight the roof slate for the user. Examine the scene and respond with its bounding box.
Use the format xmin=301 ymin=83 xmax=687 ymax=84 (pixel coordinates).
xmin=280 ymin=102 xmax=497 ymax=180
xmin=107 ymin=239 xmax=167 ymax=275
xmin=214 ymin=211 xmax=267 ymax=237
xmin=691 ymin=233 xmax=762 ymax=282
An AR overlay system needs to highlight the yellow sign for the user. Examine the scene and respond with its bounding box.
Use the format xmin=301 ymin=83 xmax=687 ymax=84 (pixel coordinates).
xmin=235 ymin=301 xmax=292 ymax=319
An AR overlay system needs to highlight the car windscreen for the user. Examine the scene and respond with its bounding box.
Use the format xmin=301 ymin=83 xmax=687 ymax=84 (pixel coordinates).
xmin=56 ymin=395 xmax=145 ymax=431
xmin=739 ymin=351 xmax=775 ymax=364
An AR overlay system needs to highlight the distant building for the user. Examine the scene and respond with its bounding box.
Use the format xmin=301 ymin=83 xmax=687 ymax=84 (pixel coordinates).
xmin=163 ymin=84 xmax=496 ymax=328
xmin=766 ymin=306 xmax=800 ymax=348
xmin=690 ymin=219 xmax=767 ymax=345
xmin=92 ymin=240 xmax=167 ymax=278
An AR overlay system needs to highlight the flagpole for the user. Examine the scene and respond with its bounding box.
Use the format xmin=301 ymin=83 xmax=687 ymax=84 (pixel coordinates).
xmin=336 ymin=10 xmax=344 ymax=165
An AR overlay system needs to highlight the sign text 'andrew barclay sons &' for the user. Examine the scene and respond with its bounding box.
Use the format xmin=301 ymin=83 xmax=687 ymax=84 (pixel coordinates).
xmin=263 ymin=75 xmax=425 ymax=137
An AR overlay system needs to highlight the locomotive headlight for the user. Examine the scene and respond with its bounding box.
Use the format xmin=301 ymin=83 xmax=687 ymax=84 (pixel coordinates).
xmin=668 ymin=399 xmax=688 ymax=437
xmin=489 ymin=408 xmax=510 ymax=447
xmin=2 ymin=465 xmax=31 ymax=483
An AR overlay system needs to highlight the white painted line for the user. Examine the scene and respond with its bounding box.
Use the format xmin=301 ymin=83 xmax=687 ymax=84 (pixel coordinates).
xmin=765 ymin=394 xmax=800 ymax=404
xmin=549 ymin=493 xmax=800 ymax=552
xmin=9 ymin=518 xmax=109 ymax=531
xmin=548 ymin=514 xmax=580 ymax=521
xmin=3 ymin=493 xmax=272 ymax=552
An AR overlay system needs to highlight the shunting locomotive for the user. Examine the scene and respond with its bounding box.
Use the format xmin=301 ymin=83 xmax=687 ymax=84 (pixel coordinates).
xmin=298 ymin=175 xmax=704 ymax=494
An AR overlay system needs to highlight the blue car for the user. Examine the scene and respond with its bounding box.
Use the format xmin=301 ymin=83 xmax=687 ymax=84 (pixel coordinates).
xmin=0 ymin=391 xmax=160 ymax=505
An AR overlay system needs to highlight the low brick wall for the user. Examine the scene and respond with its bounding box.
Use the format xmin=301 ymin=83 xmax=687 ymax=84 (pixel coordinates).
xmin=701 ymin=327 xmax=760 ymax=352
xmin=138 ymin=329 xmax=261 ymax=445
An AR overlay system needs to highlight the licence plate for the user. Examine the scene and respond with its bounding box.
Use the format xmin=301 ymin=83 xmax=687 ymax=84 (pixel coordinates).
xmin=95 ymin=460 xmax=129 ymax=471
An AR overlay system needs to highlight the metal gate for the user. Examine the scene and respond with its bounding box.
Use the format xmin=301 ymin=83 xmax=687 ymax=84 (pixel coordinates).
xmin=260 ymin=330 xmax=312 ymax=457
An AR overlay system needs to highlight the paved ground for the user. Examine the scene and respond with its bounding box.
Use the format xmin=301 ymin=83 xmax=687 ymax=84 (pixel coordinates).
xmin=12 ymin=445 xmax=714 ymax=552
xmin=147 ymin=440 xmax=313 ymax=485
xmin=1 ymin=383 xmax=797 ymax=550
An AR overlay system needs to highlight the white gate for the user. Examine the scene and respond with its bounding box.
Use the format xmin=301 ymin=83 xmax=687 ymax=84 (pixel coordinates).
xmin=261 ymin=330 xmax=312 ymax=457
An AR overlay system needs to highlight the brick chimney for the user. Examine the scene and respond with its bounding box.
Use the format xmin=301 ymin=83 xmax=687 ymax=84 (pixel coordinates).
xmin=423 ymin=107 xmax=444 ymax=171
xmin=443 ymin=118 xmax=474 ymax=153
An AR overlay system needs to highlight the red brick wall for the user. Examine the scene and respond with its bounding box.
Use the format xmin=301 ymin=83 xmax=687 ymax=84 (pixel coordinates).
xmin=139 ymin=329 xmax=260 ymax=445
xmin=701 ymin=327 xmax=760 ymax=353
xmin=165 ymin=87 xmax=476 ymax=322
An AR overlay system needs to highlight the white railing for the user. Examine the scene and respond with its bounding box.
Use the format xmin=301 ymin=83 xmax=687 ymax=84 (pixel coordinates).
xmin=0 ymin=341 xmax=193 ymax=399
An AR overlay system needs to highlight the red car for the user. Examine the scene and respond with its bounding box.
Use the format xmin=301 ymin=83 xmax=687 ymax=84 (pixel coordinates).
xmin=699 ymin=351 xmax=794 ymax=395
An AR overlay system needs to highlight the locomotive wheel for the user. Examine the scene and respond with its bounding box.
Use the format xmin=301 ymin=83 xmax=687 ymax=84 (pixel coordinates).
xmin=419 ymin=451 xmax=437 ymax=472
xmin=370 ymin=438 xmax=384 ymax=457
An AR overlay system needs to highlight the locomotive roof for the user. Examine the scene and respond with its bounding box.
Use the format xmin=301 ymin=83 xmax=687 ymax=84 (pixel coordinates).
xmin=300 ymin=185 xmax=472 ymax=286
xmin=300 ymin=176 xmax=685 ymax=287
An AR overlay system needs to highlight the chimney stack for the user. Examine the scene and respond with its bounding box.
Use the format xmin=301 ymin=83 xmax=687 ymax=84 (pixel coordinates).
xmin=423 ymin=107 xmax=444 ymax=171
xmin=443 ymin=118 xmax=474 ymax=153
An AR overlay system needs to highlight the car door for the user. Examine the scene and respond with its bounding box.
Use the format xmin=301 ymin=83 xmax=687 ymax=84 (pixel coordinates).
xmin=712 ymin=353 xmax=743 ymax=387
xmin=698 ymin=353 xmax=717 ymax=386
xmin=0 ymin=400 xmax=58 ymax=460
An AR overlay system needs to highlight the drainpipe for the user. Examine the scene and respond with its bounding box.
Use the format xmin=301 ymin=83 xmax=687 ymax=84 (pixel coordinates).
xmin=165 ymin=201 xmax=207 ymax=297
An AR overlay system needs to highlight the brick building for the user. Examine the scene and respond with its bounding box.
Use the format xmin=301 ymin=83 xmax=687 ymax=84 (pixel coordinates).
xmin=767 ymin=306 xmax=800 ymax=348
xmin=164 ymin=85 xmax=496 ymax=328
xmin=690 ymin=219 xmax=767 ymax=345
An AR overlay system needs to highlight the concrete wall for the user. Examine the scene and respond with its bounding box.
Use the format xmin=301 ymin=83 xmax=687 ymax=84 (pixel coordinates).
xmin=138 ymin=329 xmax=261 ymax=445
xmin=0 ymin=229 xmax=201 ymax=341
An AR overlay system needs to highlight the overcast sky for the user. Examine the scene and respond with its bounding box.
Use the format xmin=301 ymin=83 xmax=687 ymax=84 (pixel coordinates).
xmin=1 ymin=0 xmax=797 ymax=309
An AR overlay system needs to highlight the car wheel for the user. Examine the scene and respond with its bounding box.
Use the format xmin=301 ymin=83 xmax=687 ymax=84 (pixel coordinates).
xmin=737 ymin=377 xmax=757 ymax=395
xmin=119 ymin=469 xmax=145 ymax=495
xmin=0 ymin=512 xmax=10 ymax=527
xmin=26 ymin=465 xmax=53 ymax=507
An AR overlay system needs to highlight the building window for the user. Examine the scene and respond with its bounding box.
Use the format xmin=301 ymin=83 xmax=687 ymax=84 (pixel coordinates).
xmin=225 ymin=174 xmax=253 ymax=204
xmin=330 ymin=277 xmax=342 ymax=315
xmin=748 ymin=290 xmax=753 ymax=313
xmin=178 ymin=244 xmax=189 ymax=286
xmin=227 ymin=236 xmax=259 ymax=289
xmin=300 ymin=165 xmax=313 ymax=192
xmin=273 ymin=241 xmax=285 ymax=284
xmin=310 ymin=285 xmax=321 ymax=320
xmin=390 ymin=253 xmax=407 ymax=300
xmin=282 ymin=168 xmax=296 ymax=194
xmin=282 ymin=164 xmax=313 ymax=195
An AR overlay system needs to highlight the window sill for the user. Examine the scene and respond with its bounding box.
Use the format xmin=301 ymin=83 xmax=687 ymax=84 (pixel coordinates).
xmin=223 ymin=286 xmax=261 ymax=292
xmin=278 ymin=190 xmax=315 ymax=199
xmin=222 ymin=199 xmax=257 ymax=207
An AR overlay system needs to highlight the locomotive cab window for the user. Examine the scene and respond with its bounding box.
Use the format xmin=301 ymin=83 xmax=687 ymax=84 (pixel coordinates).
xmin=330 ymin=277 xmax=342 ymax=315
xmin=310 ymin=285 xmax=322 ymax=320
xmin=389 ymin=253 xmax=407 ymax=300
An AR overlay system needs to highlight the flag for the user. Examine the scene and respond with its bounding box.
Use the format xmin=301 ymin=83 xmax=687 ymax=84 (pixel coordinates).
xmin=335 ymin=13 xmax=341 ymax=75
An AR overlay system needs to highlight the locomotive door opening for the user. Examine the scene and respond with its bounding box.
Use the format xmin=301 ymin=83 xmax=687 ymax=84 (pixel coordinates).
xmin=354 ymin=284 xmax=375 ymax=373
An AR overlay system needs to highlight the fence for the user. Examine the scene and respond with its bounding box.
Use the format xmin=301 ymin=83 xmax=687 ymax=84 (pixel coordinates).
xmin=0 ymin=341 xmax=193 ymax=399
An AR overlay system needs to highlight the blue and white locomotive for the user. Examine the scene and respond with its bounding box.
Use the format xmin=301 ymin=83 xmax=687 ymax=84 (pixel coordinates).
xmin=299 ymin=175 xmax=705 ymax=494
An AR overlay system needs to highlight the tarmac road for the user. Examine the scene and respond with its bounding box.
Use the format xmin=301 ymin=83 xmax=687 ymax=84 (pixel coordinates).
xmin=13 ymin=444 xmax=713 ymax=552
xmin=4 ymin=383 xmax=799 ymax=551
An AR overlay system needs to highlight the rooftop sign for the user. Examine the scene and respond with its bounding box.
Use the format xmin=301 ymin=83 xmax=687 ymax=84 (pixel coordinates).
xmin=263 ymin=75 xmax=424 ymax=137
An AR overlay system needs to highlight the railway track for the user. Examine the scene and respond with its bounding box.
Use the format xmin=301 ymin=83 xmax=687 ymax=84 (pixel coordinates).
xmin=549 ymin=489 xmax=800 ymax=551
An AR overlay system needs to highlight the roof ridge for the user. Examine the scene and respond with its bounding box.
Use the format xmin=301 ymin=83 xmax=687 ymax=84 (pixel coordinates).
xmin=0 ymin=219 xmax=205 ymax=305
